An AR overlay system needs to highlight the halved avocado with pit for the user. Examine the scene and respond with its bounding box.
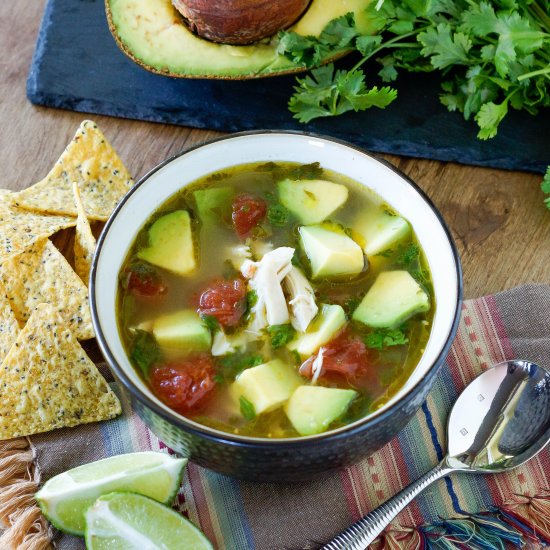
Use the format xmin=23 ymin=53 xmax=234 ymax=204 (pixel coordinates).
xmin=106 ymin=0 xmax=372 ymax=79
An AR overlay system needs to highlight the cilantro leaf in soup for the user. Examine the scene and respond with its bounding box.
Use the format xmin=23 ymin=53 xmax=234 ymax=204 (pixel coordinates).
xmin=200 ymin=314 xmax=220 ymax=333
xmin=364 ymin=328 xmax=409 ymax=350
xmin=239 ymin=396 xmax=256 ymax=421
xmin=267 ymin=204 xmax=291 ymax=227
xmin=396 ymin=243 xmax=420 ymax=268
xmin=267 ymin=324 xmax=296 ymax=349
xmin=131 ymin=330 xmax=161 ymax=374
xmin=216 ymin=353 xmax=264 ymax=383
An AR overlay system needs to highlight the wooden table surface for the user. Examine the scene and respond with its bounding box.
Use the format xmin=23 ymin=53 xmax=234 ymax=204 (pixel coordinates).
xmin=1 ymin=1 xmax=549 ymax=299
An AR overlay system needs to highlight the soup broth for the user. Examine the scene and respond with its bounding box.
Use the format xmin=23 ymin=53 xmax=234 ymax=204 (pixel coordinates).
xmin=118 ymin=162 xmax=434 ymax=438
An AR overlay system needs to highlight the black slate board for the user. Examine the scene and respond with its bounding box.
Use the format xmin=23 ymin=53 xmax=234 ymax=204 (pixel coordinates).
xmin=28 ymin=0 xmax=549 ymax=173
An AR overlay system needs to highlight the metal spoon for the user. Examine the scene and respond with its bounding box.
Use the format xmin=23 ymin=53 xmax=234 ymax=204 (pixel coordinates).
xmin=322 ymin=359 xmax=550 ymax=550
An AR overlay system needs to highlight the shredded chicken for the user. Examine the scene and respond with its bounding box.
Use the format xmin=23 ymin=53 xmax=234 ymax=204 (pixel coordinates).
xmin=226 ymin=244 xmax=251 ymax=271
xmin=211 ymin=330 xmax=251 ymax=356
xmin=241 ymin=246 xmax=294 ymax=333
xmin=298 ymin=348 xmax=325 ymax=384
xmin=284 ymin=266 xmax=318 ymax=332
xmin=311 ymin=347 xmax=325 ymax=385
xmin=250 ymin=240 xmax=274 ymax=260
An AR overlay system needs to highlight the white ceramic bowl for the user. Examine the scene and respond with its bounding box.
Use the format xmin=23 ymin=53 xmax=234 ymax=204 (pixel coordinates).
xmin=91 ymin=131 xmax=462 ymax=481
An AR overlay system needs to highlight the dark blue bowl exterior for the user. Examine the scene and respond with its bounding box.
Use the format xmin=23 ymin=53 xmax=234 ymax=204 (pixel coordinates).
xmin=91 ymin=130 xmax=462 ymax=483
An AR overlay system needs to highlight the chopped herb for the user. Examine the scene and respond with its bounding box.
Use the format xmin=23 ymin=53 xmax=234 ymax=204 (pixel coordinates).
xmin=216 ymin=353 xmax=264 ymax=383
xmin=239 ymin=396 xmax=256 ymax=421
xmin=375 ymin=248 xmax=394 ymax=258
xmin=291 ymin=349 xmax=302 ymax=365
xmin=246 ymin=290 xmax=258 ymax=309
xmin=396 ymin=243 xmax=420 ymax=268
xmin=343 ymin=296 xmax=361 ymax=316
xmin=267 ymin=204 xmax=291 ymax=227
xmin=291 ymin=162 xmax=324 ymax=180
xmin=291 ymin=250 xmax=303 ymax=267
xmin=364 ymin=328 xmax=409 ymax=350
xmin=267 ymin=324 xmax=296 ymax=349
xmin=200 ymin=315 xmax=220 ymax=333
xmin=542 ymin=167 xmax=550 ymax=210
xmin=130 ymin=330 xmax=160 ymax=374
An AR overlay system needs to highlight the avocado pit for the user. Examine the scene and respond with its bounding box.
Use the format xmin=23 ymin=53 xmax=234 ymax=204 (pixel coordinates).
xmin=171 ymin=0 xmax=311 ymax=45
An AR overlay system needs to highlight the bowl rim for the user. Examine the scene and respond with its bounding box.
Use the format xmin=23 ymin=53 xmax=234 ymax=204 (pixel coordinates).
xmin=90 ymin=129 xmax=463 ymax=448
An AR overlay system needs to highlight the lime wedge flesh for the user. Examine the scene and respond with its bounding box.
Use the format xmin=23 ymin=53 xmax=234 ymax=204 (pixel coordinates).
xmin=35 ymin=452 xmax=187 ymax=536
xmin=85 ymin=492 xmax=213 ymax=550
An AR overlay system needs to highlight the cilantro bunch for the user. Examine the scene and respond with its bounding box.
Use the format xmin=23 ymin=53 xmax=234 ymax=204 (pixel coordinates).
xmin=277 ymin=0 xmax=550 ymax=206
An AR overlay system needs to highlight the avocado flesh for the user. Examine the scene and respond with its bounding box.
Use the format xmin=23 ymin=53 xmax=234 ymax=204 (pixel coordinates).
xmin=153 ymin=310 xmax=212 ymax=351
xmin=138 ymin=210 xmax=196 ymax=276
xmin=352 ymin=270 xmax=430 ymax=328
xmin=285 ymin=386 xmax=358 ymax=436
xmin=107 ymin=0 xmax=371 ymax=78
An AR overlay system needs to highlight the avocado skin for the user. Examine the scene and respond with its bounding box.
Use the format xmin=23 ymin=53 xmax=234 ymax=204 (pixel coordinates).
xmin=105 ymin=0 xmax=370 ymax=80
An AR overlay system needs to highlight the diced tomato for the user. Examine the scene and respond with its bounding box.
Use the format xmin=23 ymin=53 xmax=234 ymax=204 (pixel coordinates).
xmin=231 ymin=193 xmax=267 ymax=238
xmin=300 ymin=329 xmax=376 ymax=388
xmin=197 ymin=278 xmax=247 ymax=327
xmin=124 ymin=263 xmax=167 ymax=299
xmin=150 ymin=355 xmax=216 ymax=414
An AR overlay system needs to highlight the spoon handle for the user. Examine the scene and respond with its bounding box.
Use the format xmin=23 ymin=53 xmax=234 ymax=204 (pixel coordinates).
xmin=321 ymin=461 xmax=454 ymax=549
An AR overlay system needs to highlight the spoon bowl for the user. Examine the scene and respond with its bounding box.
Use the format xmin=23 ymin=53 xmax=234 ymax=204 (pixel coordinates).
xmin=323 ymin=359 xmax=550 ymax=549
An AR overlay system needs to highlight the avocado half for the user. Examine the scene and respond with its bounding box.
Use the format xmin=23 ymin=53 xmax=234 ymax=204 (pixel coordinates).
xmin=105 ymin=0 xmax=371 ymax=79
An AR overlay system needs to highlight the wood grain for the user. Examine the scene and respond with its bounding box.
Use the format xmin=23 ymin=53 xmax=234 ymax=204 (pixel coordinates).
xmin=1 ymin=1 xmax=548 ymax=299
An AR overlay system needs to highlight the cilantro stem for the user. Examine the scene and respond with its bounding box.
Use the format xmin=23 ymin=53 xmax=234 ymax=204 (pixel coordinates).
xmin=518 ymin=66 xmax=550 ymax=81
xmin=350 ymin=28 xmax=427 ymax=73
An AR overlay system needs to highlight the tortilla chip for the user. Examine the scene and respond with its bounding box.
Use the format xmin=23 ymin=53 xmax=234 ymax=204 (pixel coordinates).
xmin=0 ymin=238 xmax=94 ymax=340
xmin=0 ymin=303 xmax=121 ymax=440
xmin=73 ymin=182 xmax=96 ymax=286
xmin=11 ymin=120 xmax=134 ymax=221
xmin=0 ymin=281 xmax=20 ymax=363
xmin=0 ymin=199 xmax=75 ymax=262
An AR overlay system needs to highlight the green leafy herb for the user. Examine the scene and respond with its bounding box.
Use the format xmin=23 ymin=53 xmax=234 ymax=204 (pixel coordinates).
xmin=216 ymin=353 xmax=264 ymax=383
xmin=396 ymin=243 xmax=420 ymax=268
xmin=200 ymin=314 xmax=220 ymax=333
xmin=246 ymin=290 xmax=258 ymax=309
xmin=542 ymin=167 xmax=550 ymax=210
xmin=239 ymin=396 xmax=256 ymax=421
xmin=278 ymin=1 xmax=550 ymax=158
xmin=343 ymin=296 xmax=362 ymax=316
xmin=364 ymin=328 xmax=409 ymax=350
xmin=267 ymin=324 xmax=296 ymax=349
xmin=267 ymin=204 xmax=291 ymax=227
xmin=130 ymin=330 xmax=161 ymax=374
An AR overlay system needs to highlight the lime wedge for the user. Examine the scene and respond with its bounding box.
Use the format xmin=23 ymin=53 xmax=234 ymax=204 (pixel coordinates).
xmin=35 ymin=452 xmax=187 ymax=536
xmin=85 ymin=492 xmax=213 ymax=550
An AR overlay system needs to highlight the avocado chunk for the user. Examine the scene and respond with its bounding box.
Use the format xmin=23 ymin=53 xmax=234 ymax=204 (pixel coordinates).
xmin=278 ymin=179 xmax=348 ymax=224
xmin=153 ymin=310 xmax=211 ymax=351
xmin=299 ymin=225 xmax=364 ymax=279
xmin=353 ymin=271 xmax=430 ymax=328
xmin=288 ymin=303 xmax=346 ymax=357
xmin=285 ymin=386 xmax=358 ymax=436
xmin=138 ymin=210 xmax=196 ymax=276
xmin=355 ymin=206 xmax=411 ymax=256
xmin=107 ymin=0 xmax=370 ymax=78
xmin=232 ymin=359 xmax=302 ymax=415
xmin=194 ymin=187 xmax=233 ymax=222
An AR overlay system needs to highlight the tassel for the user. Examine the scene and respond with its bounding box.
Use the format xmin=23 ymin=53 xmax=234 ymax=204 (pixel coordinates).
xmin=0 ymin=438 xmax=52 ymax=550
xmin=375 ymin=492 xmax=550 ymax=549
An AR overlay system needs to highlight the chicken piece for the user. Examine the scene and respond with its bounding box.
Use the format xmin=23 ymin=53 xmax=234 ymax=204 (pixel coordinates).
xmin=211 ymin=330 xmax=251 ymax=356
xmin=241 ymin=246 xmax=294 ymax=332
xmin=284 ymin=266 xmax=318 ymax=333
xmin=226 ymin=244 xmax=251 ymax=271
